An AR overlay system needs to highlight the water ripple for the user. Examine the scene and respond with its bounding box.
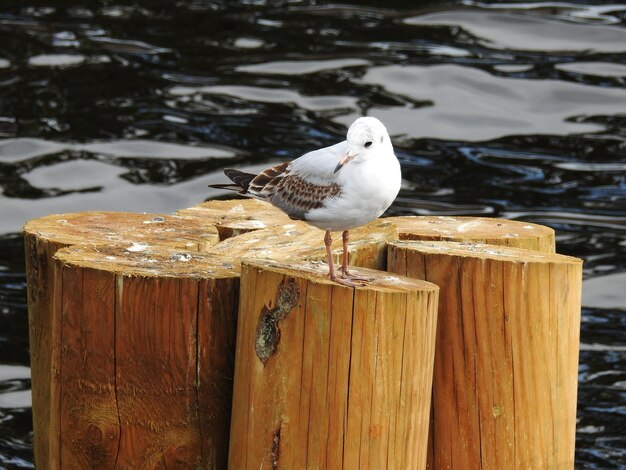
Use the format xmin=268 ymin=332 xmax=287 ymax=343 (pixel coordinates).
xmin=0 ymin=0 xmax=625 ymax=467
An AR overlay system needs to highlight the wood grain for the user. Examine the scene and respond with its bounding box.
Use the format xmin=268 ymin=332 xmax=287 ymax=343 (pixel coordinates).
xmin=24 ymin=234 xmax=65 ymax=469
xmin=23 ymin=204 xmax=391 ymax=468
xmin=46 ymin=245 xmax=239 ymax=469
xmin=387 ymin=216 xmax=555 ymax=253
xmin=205 ymin=219 xmax=396 ymax=271
xmin=24 ymin=201 xmax=565 ymax=469
xmin=23 ymin=211 xmax=220 ymax=252
xmin=388 ymin=240 xmax=582 ymax=469
xmin=228 ymin=260 xmax=439 ymax=470
xmin=23 ymin=212 xmax=221 ymax=469
xmin=177 ymin=198 xmax=297 ymax=240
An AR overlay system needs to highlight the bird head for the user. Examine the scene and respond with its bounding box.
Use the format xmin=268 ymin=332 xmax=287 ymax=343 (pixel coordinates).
xmin=334 ymin=116 xmax=391 ymax=173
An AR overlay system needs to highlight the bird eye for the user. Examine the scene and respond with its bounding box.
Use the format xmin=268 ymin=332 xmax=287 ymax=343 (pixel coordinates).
xmin=364 ymin=141 xmax=373 ymax=148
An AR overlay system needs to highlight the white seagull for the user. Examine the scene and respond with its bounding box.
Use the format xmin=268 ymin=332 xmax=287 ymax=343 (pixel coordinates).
xmin=209 ymin=116 xmax=401 ymax=286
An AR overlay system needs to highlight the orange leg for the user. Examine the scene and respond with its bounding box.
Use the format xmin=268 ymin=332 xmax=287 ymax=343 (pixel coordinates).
xmin=325 ymin=231 xmax=356 ymax=287
xmin=341 ymin=230 xmax=373 ymax=281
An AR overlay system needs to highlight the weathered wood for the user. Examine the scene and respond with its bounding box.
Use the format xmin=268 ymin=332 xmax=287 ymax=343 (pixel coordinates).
xmin=179 ymin=200 xmax=555 ymax=253
xmin=24 ymin=235 xmax=66 ymax=470
xmin=23 ymin=207 xmax=400 ymax=469
xmin=50 ymin=244 xmax=239 ymax=468
xmin=178 ymin=199 xmax=397 ymax=270
xmin=178 ymin=198 xmax=297 ymax=240
xmin=388 ymin=216 xmax=555 ymax=252
xmin=387 ymin=240 xmax=582 ymax=469
xmin=23 ymin=212 xmax=220 ymax=470
xmin=24 ymin=211 xmax=220 ymax=251
xmin=205 ymin=219 xmax=397 ymax=271
xmin=25 ymin=201 xmax=576 ymax=470
xmin=228 ymin=260 xmax=439 ymax=469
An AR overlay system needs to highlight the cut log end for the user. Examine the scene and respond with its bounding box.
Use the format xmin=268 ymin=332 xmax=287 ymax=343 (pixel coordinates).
xmin=389 ymin=239 xmax=580 ymax=266
xmin=388 ymin=216 xmax=555 ymax=252
xmin=244 ymin=258 xmax=437 ymax=294
xmin=54 ymin=243 xmax=238 ymax=278
xmin=205 ymin=219 xmax=397 ymax=271
xmin=178 ymin=198 xmax=296 ymax=239
xmin=50 ymin=243 xmax=240 ymax=468
xmin=23 ymin=211 xmax=220 ymax=252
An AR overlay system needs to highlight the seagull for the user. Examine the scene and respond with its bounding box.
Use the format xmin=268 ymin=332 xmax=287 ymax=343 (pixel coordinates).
xmin=209 ymin=116 xmax=401 ymax=286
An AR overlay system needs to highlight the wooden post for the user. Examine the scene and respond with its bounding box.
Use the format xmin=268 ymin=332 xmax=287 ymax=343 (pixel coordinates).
xmin=228 ymin=260 xmax=439 ymax=469
xmin=387 ymin=240 xmax=582 ymax=469
xmin=387 ymin=216 xmax=555 ymax=252
xmin=25 ymin=202 xmax=567 ymax=469
xmin=23 ymin=207 xmax=403 ymax=468
xmin=49 ymin=243 xmax=239 ymax=468
xmin=23 ymin=212 xmax=219 ymax=470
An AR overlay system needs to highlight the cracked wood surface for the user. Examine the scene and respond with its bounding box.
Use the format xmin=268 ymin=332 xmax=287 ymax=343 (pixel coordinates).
xmin=23 ymin=212 xmax=221 ymax=470
xmin=388 ymin=215 xmax=556 ymax=253
xmin=24 ymin=199 xmax=566 ymax=469
xmin=51 ymin=245 xmax=239 ymax=469
xmin=228 ymin=260 xmax=439 ymax=470
xmin=23 ymin=203 xmax=398 ymax=469
xmin=387 ymin=240 xmax=582 ymax=470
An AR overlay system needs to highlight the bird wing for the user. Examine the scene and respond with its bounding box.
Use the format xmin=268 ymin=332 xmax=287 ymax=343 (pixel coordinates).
xmin=248 ymin=142 xmax=346 ymax=220
xmin=289 ymin=140 xmax=347 ymax=184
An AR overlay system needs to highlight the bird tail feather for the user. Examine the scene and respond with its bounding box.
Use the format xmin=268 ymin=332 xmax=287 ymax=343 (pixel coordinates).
xmin=208 ymin=168 xmax=257 ymax=194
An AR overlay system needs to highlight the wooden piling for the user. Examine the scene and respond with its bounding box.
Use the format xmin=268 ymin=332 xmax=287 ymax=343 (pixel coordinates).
xmin=50 ymin=243 xmax=239 ymax=468
xmin=228 ymin=260 xmax=439 ymax=470
xmin=23 ymin=212 xmax=220 ymax=470
xmin=387 ymin=240 xmax=582 ymax=469
xmin=388 ymin=216 xmax=555 ymax=252
xmin=24 ymin=201 xmax=581 ymax=469
xmin=24 ymin=207 xmax=402 ymax=468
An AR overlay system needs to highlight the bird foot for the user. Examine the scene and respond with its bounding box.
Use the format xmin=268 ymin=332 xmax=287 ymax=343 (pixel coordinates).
xmin=329 ymin=275 xmax=358 ymax=287
xmin=341 ymin=269 xmax=373 ymax=282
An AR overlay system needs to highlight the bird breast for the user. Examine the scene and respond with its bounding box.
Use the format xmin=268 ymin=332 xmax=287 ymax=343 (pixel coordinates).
xmin=304 ymin=153 xmax=401 ymax=231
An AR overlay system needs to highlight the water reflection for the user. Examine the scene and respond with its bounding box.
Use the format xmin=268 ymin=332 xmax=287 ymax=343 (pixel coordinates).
xmin=405 ymin=9 xmax=626 ymax=52
xmin=340 ymin=64 xmax=626 ymax=140
xmin=0 ymin=0 xmax=625 ymax=468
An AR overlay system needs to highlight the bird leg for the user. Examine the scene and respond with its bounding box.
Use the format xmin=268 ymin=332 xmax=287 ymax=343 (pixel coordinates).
xmin=325 ymin=231 xmax=356 ymax=287
xmin=340 ymin=230 xmax=373 ymax=281
xmin=341 ymin=230 xmax=350 ymax=276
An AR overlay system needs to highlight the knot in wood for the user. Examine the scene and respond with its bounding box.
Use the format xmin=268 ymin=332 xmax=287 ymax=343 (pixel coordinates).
xmin=175 ymin=445 xmax=189 ymax=459
xmin=164 ymin=444 xmax=191 ymax=465
xmin=86 ymin=424 xmax=103 ymax=444
xmin=255 ymin=277 xmax=299 ymax=364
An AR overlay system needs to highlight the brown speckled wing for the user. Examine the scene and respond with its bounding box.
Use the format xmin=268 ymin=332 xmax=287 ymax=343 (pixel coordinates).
xmin=248 ymin=162 xmax=289 ymax=194
xmin=248 ymin=162 xmax=341 ymax=220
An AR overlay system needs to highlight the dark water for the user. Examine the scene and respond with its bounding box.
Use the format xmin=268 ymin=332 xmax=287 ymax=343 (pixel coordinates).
xmin=1 ymin=0 xmax=625 ymax=467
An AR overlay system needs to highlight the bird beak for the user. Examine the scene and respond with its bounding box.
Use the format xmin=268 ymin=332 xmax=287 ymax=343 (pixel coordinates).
xmin=334 ymin=152 xmax=357 ymax=173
